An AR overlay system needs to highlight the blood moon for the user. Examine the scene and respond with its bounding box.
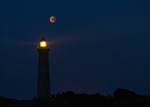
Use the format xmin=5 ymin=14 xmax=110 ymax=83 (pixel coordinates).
xmin=50 ymin=16 xmax=56 ymax=23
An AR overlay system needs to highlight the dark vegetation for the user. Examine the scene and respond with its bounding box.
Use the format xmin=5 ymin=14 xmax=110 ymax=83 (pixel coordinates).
xmin=0 ymin=88 xmax=150 ymax=107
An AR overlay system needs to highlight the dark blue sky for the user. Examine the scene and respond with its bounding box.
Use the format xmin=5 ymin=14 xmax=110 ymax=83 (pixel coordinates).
xmin=0 ymin=0 xmax=150 ymax=100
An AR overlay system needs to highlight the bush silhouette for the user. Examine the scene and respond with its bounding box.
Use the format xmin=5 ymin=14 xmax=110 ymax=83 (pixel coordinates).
xmin=114 ymin=88 xmax=137 ymax=101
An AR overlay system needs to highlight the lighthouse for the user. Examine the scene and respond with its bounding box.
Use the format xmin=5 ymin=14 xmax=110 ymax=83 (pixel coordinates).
xmin=37 ymin=37 xmax=50 ymax=98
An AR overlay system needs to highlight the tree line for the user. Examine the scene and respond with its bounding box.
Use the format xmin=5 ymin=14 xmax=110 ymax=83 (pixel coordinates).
xmin=0 ymin=88 xmax=150 ymax=107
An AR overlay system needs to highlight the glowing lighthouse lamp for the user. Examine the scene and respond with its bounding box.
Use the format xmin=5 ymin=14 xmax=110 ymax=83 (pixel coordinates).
xmin=39 ymin=37 xmax=48 ymax=48
xmin=40 ymin=40 xmax=47 ymax=47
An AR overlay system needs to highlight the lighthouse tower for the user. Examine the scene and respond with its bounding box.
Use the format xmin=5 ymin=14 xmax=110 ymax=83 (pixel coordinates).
xmin=37 ymin=37 xmax=50 ymax=97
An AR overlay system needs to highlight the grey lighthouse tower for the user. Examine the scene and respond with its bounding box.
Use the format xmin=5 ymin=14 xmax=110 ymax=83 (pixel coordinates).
xmin=37 ymin=37 xmax=50 ymax=98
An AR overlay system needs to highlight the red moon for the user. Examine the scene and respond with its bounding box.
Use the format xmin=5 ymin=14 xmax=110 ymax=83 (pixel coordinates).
xmin=50 ymin=16 xmax=56 ymax=23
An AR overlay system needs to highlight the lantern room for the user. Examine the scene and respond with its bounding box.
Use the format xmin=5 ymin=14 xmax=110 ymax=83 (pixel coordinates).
xmin=39 ymin=37 xmax=47 ymax=48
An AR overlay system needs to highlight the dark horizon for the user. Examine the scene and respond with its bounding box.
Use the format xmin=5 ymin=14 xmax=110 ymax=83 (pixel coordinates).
xmin=0 ymin=0 xmax=150 ymax=100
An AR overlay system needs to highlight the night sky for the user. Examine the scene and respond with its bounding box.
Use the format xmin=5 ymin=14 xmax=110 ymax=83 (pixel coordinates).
xmin=0 ymin=0 xmax=150 ymax=100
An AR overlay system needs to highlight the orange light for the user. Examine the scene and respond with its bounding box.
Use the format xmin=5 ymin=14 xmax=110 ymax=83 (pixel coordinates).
xmin=50 ymin=16 xmax=56 ymax=23
xmin=40 ymin=41 xmax=47 ymax=47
